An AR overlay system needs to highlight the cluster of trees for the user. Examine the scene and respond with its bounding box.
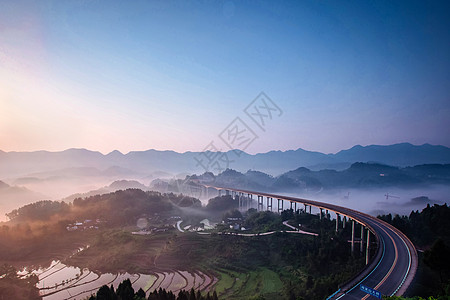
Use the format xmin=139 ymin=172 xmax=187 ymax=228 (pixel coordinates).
xmin=0 ymin=264 xmax=40 ymax=300
xmin=378 ymin=204 xmax=450 ymax=299
xmin=205 ymin=195 xmax=237 ymax=212
xmin=243 ymin=209 xmax=283 ymax=232
xmin=6 ymin=200 xmax=71 ymax=221
xmin=87 ymin=279 xmax=219 ymax=300
xmin=72 ymin=189 xmax=173 ymax=225
xmin=378 ymin=203 xmax=450 ymax=246
xmin=147 ymin=288 xmax=218 ymax=300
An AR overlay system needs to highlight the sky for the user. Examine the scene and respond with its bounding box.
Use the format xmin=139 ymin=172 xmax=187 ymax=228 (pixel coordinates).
xmin=1 ymin=0 xmax=449 ymax=155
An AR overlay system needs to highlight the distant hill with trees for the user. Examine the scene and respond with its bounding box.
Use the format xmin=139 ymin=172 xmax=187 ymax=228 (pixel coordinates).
xmin=188 ymin=163 xmax=450 ymax=193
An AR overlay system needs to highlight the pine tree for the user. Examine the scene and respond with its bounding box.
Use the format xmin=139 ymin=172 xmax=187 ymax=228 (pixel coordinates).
xmin=135 ymin=287 xmax=146 ymax=299
xmin=189 ymin=288 xmax=197 ymax=300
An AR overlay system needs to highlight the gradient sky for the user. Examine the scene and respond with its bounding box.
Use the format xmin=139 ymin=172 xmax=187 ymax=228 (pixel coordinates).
xmin=1 ymin=0 xmax=449 ymax=154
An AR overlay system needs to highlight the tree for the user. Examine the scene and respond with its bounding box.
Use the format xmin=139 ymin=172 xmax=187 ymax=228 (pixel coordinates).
xmin=135 ymin=288 xmax=146 ymax=299
xmin=206 ymin=195 xmax=237 ymax=211
xmin=97 ymin=285 xmax=115 ymax=300
xmin=212 ymin=291 xmax=219 ymax=300
xmin=189 ymin=288 xmax=197 ymax=300
xmin=0 ymin=264 xmax=17 ymax=279
xmin=117 ymin=279 xmax=134 ymax=300
xmin=424 ymin=239 xmax=450 ymax=285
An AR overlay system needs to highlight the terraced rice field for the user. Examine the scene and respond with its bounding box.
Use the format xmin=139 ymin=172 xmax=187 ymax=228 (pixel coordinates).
xmin=25 ymin=261 xmax=217 ymax=300
xmin=214 ymin=268 xmax=283 ymax=299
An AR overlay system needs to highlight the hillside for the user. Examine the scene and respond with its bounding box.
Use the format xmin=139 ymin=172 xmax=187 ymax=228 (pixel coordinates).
xmin=0 ymin=181 xmax=45 ymax=222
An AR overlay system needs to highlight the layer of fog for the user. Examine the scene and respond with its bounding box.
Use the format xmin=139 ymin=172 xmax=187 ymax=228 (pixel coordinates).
xmin=191 ymin=185 xmax=450 ymax=218
xmin=282 ymin=185 xmax=450 ymax=217
xmin=2 ymin=171 xmax=449 ymax=223
xmin=0 ymin=169 xmax=183 ymax=222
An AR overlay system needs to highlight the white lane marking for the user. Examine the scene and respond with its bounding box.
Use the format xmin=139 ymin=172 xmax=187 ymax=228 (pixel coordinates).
xmin=390 ymin=231 xmax=412 ymax=296
xmin=362 ymin=225 xmax=399 ymax=300
xmin=337 ymin=228 xmax=386 ymax=298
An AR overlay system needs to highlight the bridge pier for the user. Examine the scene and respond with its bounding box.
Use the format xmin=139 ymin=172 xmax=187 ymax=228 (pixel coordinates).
xmin=343 ymin=216 xmax=346 ymax=229
xmin=360 ymin=225 xmax=365 ymax=253
xmin=366 ymin=229 xmax=370 ymax=265
xmin=267 ymin=197 xmax=273 ymax=211
xmin=351 ymin=220 xmax=355 ymax=253
xmin=326 ymin=210 xmax=329 ymax=219
xmin=290 ymin=201 xmax=294 ymax=210
xmin=237 ymin=192 xmax=240 ymax=208
xmin=257 ymin=195 xmax=263 ymax=211
xmin=304 ymin=203 xmax=307 ymax=213
xmin=335 ymin=213 xmax=339 ymax=232
xmin=319 ymin=208 xmax=323 ymax=220
xmin=277 ymin=199 xmax=284 ymax=213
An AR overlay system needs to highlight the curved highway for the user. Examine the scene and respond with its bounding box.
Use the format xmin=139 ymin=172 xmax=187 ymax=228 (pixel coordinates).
xmin=203 ymin=186 xmax=418 ymax=299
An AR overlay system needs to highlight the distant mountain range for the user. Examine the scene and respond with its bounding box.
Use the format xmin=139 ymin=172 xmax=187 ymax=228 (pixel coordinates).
xmin=1 ymin=143 xmax=450 ymax=179
xmin=194 ymin=163 xmax=450 ymax=193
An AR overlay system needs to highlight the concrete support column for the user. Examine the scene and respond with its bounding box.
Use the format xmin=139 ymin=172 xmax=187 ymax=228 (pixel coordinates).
xmin=295 ymin=202 xmax=297 ymax=212
xmin=267 ymin=197 xmax=273 ymax=211
xmin=304 ymin=203 xmax=307 ymax=213
xmin=319 ymin=208 xmax=323 ymax=220
xmin=257 ymin=195 xmax=263 ymax=211
xmin=351 ymin=220 xmax=355 ymax=253
xmin=335 ymin=213 xmax=339 ymax=232
xmin=237 ymin=192 xmax=241 ymax=208
xmin=366 ymin=229 xmax=370 ymax=265
xmin=277 ymin=199 xmax=284 ymax=213
xmin=360 ymin=225 xmax=365 ymax=253
xmin=343 ymin=216 xmax=346 ymax=229
xmin=326 ymin=210 xmax=329 ymax=219
xmin=290 ymin=201 xmax=294 ymax=210
xmin=309 ymin=205 xmax=312 ymax=214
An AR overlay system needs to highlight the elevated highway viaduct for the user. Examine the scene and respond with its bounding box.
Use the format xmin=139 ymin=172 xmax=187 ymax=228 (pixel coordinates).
xmin=202 ymin=185 xmax=418 ymax=300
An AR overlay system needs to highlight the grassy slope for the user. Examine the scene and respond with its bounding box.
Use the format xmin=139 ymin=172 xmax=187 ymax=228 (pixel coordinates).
xmin=214 ymin=268 xmax=283 ymax=299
